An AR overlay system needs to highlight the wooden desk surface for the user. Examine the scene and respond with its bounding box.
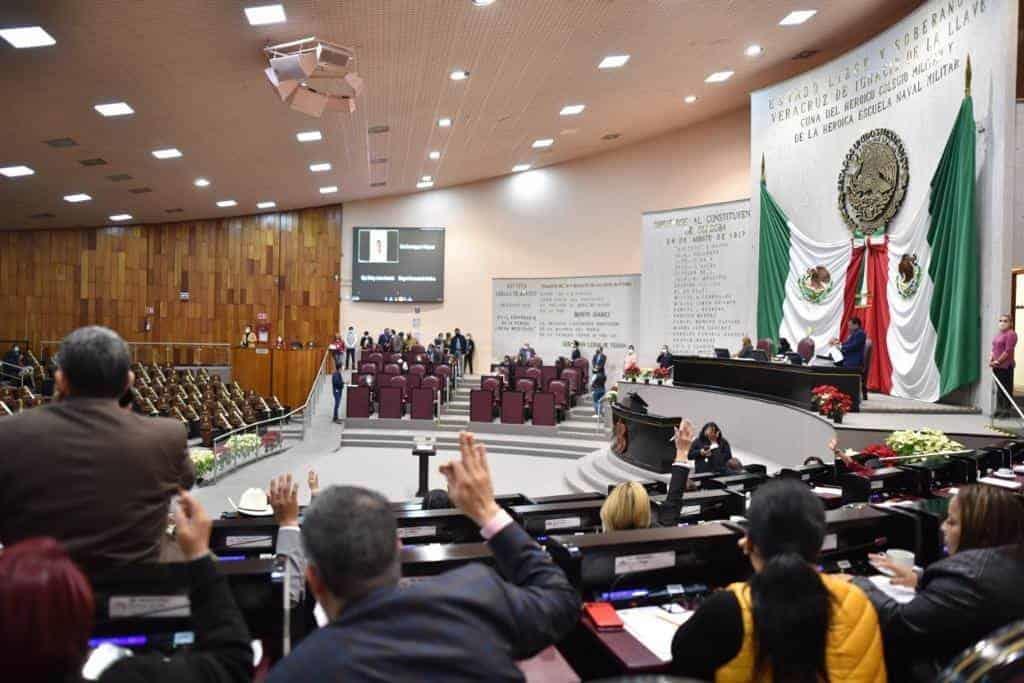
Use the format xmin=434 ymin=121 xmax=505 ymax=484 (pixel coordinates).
xmin=516 ymin=645 xmax=581 ymax=682
xmin=581 ymin=616 xmax=667 ymax=673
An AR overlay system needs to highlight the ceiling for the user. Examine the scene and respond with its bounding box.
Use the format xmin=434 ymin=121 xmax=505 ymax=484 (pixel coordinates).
xmin=0 ymin=0 xmax=922 ymax=231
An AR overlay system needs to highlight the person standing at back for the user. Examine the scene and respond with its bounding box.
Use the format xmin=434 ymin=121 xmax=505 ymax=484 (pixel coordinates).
xmin=451 ymin=328 xmax=468 ymax=378
xmin=266 ymin=432 xmax=580 ymax=682
xmin=331 ymin=363 xmax=345 ymax=423
xmin=344 ymin=326 xmax=358 ymax=369
xmin=0 ymin=326 xmax=194 ymax=571
xmin=656 ymin=345 xmax=672 ymax=369
xmin=591 ymin=369 xmax=606 ymax=417
xmin=360 ymin=330 xmax=374 ymax=351
xmin=465 ymin=333 xmax=476 ymax=374
xmin=671 ymin=478 xmax=886 ymax=681
xmin=570 ymin=340 xmax=581 ymax=361
xmin=990 ymin=314 xmax=1018 ymax=415
xmin=592 ymin=345 xmax=606 ymax=374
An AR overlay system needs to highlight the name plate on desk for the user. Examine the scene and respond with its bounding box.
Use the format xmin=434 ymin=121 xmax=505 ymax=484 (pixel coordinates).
xmin=871 ymin=480 xmax=884 ymax=490
xmin=109 ymin=595 xmax=190 ymax=618
xmin=255 ymin=348 xmax=269 ymax=355
xmin=545 ymin=516 xmax=582 ymax=531
xmin=679 ymin=505 xmax=702 ymax=518
xmin=614 ymin=550 xmax=675 ymax=575
xmin=398 ymin=526 xmax=437 ymax=539
xmin=225 ymin=535 xmax=273 ymax=549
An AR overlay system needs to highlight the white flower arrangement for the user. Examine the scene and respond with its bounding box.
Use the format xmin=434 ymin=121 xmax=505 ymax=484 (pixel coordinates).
xmin=885 ymin=428 xmax=964 ymax=459
xmin=226 ymin=433 xmax=262 ymax=457
xmin=189 ymin=447 xmax=215 ymax=479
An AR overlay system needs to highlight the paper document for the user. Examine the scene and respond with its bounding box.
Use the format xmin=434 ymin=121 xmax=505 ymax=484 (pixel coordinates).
xmin=978 ymin=476 xmax=1022 ymax=491
xmin=813 ymin=486 xmax=843 ymax=497
xmin=867 ymin=575 xmax=916 ymax=604
xmin=616 ymin=606 xmax=693 ymax=662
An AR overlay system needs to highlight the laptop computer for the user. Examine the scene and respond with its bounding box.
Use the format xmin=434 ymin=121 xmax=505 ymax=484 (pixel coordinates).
xmin=713 ymin=348 xmax=730 ymax=359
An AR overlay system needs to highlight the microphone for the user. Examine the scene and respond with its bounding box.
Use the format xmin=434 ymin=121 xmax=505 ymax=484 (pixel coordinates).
xmin=820 ymin=536 xmax=887 ymax=558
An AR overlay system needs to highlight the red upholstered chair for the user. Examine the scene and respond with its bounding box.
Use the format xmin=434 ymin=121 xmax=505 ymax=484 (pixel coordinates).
xmin=411 ymin=345 xmax=426 ymax=355
xmin=572 ymin=358 xmax=590 ymax=387
xmin=470 ymin=389 xmax=495 ymax=423
xmin=532 ymin=392 xmax=556 ymax=426
xmin=560 ymin=368 xmax=580 ymax=397
xmin=389 ymin=374 xmax=409 ymax=402
xmin=434 ymin=365 xmax=452 ymax=400
xmin=405 ymin=373 xmax=422 ymax=390
xmin=421 ymin=374 xmax=441 ymax=398
xmin=360 ymin=350 xmax=372 ymax=363
xmin=501 ymin=391 xmax=525 ymax=424
xmin=378 ymin=385 xmax=404 ymax=419
xmin=757 ymin=338 xmax=774 ymax=356
xmin=359 ymin=362 xmax=377 ymax=375
xmin=409 ymin=387 xmax=435 ymax=420
xmin=516 ymin=378 xmax=536 ymax=411
xmin=797 ymin=337 xmax=816 ymax=362
xmin=346 ymin=384 xmax=372 ymax=418
xmin=497 ymin=367 xmax=510 ymax=387
xmin=408 ymin=364 xmax=427 ymax=378
xmin=355 ymin=373 xmax=376 ymax=401
xmin=548 ymin=380 xmax=569 ymax=420
xmin=527 ymin=357 xmax=543 ymax=368
xmin=368 ymin=352 xmax=384 ymax=370
xmin=861 ymin=338 xmax=873 ymax=401
xmin=525 ymin=367 xmax=542 ymax=390
xmin=383 ymin=363 xmax=401 ymax=376
xmin=481 ymin=376 xmax=501 ymax=405
xmin=540 ymin=366 xmax=557 ymax=391
xmin=389 ymin=353 xmax=404 ymax=365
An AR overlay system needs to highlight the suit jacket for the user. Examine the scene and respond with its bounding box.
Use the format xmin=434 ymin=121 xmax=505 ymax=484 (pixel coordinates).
xmin=841 ymin=328 xmax=867 ymax=369
xmin=451 ymin=333 xmax=468 ymax=354
xmin=656 ymin=463 xmax=690 ymax=526
xmin=99 ymin=555 xmax=253 ymax=683
xmin=0 ymin=397 xmax=193 ymax=571
xmin=331 ymin=370 xmax=345 ymax=391
xmin=360 ymin=335 xmax=373 ymax=349
xmin=592 ymin=352 xmax=606 ymax=370
xmin=687 ymin=439 xmax=732 ymax=474
xmin=266 ymin=523 xmax=581 ymax=683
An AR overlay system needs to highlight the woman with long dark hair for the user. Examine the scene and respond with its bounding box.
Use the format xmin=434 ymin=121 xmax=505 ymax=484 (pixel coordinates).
xmin=852 ymin=484 xmax=1024 ymax=680
xmin=671 ymin=478 xmax=886 ymax=681
xmin=686 ymin=422 xmax=732 ymax=474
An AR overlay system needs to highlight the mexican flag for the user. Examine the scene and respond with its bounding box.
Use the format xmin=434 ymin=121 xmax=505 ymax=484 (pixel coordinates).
xmin=756 ymin=95 xmax=979 ymax=402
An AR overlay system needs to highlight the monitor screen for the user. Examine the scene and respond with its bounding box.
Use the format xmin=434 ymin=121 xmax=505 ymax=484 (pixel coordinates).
xmin=351 ymin=227 xmax=445 ymax=303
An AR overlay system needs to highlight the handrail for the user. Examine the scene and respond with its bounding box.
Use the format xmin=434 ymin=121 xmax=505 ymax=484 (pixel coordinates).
xmin=991 ymin=370 xmax=1024 ymax=421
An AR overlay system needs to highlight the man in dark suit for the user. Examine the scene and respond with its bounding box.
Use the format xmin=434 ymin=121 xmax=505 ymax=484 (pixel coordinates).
xmin=592 ymin=345 xmax=607 ymax=373
xmin=359 ymin=330 xmax=374 ymax=350
xmin=465 ymin=333 xmax=476 ymax=374
xmin=0 ymin=326 xmax=194 ymax=572
xmin=331 ymin=362 xmax=345 ymax=423
xmin=830 ymin=316 xmax=867 ymax=369
xmin=450 ymin=328 xmax=468 ymax=377
xmin=266 ymin=432 xmax=580 ymax=682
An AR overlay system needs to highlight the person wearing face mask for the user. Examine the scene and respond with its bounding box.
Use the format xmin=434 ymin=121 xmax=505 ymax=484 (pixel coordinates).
xmin=570 ymin=340 xmax=582 ymax=361
xmin=850 ymin=485 xmax=1024 ymax=680
xmin=623 ymin=345 xmax=638 ymax=369
xmin=240 ymin=325 xmax=257 ymax=348
xmin=990 ymin=314 xmax=1018 ymax=416
xmin=656 ymin=345 xmax=672 ymax=369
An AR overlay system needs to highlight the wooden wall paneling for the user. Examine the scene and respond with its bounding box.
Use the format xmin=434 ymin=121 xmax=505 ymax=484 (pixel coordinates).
xmin=278 ymin=207 xmax=340 ymax=346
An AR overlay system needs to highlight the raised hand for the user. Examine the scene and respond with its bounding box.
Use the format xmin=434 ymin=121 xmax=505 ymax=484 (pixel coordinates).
xmin=827 ymin=437 xmax=839 ymax=453
xmin=439 ymin=432 xmax=500 ymax=526
xmin=269 ymin=474 xmax=300 ymax=527
xmin=674 ymin=420 xmax=695 ymax=462
xmin=174 ymin=489 xmax=212 ymax=561
xmin=307 ymin=470 xmax=320 ymax=499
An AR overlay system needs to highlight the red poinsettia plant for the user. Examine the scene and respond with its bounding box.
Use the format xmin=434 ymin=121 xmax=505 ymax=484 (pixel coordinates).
xmin=860 ymin=442 xmax=897 ymax=462
xmin=652 ymin=366 xmax=671 ymax=380
xmin=623 ymin=361 xmax=641 ymax=380
xmin=810 ymin=384 xmax=853 ymax=421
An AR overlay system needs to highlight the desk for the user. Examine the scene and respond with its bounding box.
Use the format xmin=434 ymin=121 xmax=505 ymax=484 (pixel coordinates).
xmin=672 ymin=355 xmax=862 ymax=412
xmin=230 ymin=347 xmax=323 ymax=407
xmin=516 ymin=646 xmax=581 ymax=682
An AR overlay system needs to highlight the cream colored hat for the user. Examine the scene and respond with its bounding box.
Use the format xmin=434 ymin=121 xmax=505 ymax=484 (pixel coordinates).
xmin=237 ymin=487 xmax=273 ymax=516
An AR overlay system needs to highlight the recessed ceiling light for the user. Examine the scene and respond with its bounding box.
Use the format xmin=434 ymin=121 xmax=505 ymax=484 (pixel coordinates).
xmin=94 ymin=102 xmax=134 ymax=117
xmin=257 ymin=201 xmax=276 ymax=209
xmin=421 ymin=175 xmax=433 ymax=182
xmin=684 ymin=95 xmax=698 ymax=104
xmin=745 ymin=44 xmax=764 ymax=57
xmin=216 ymin=199 xmax=237 ymax=208
xmin=416 ymin=181 xmax=434 ymax=189
xmin=194 ymin=177 xmax=210 ymax=187
xmin=438 ymin=117 xmax=453 ymax=128
xmin=449 ymin=70 xmax=470 ymax=81
xmin=244 ymin=4 xmax=287 ymax=26
xmin=296 ymin=130 xmax=323 ymax=142
xmin=779 ymin=10 xmax=817 ymax=26
xmin=512 ymin=164 xmax=531 ymax=172
xmin=705 ymin=70 xmax=734 ymax=83
xmin=63 ymin=193 xmax=91 ymax=203
xmin=0 ymin=165 xmax=34 ymax=178
xmin=428 ymin=151 xmax=441 ymax=160
xmin=472 ymin=0 xmax=496 ymax=5
xmin=368 ymin=125 xmax=390 ymax=134
xmin=310 ymin=162 xmax=332 ymax=172
xmin=531 ymin=138 xmax=554 ymax=149
xmin=152 ymin=148 xmax=182 ymax=159
xmin=319 ymin=185 xmax=339 ymax=194
xmin=0 ymin=26 xmax=56 ymax=49
xmin=559 ymin=104 xmax=586 ymax=116
xmin=598 ymin=54 xmax=630 ymax=69
xmin=601 ymin=133 xmax=621 ymax=141
xmin=109 ymin=213 xmax=132 ymax=222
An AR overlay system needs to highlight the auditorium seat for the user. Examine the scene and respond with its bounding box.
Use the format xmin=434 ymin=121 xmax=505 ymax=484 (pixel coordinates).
xmin=757 ymin=338 xmax=774 ymax=356
xmin=388 ymin=374 xmax=409 ymax=402
xmin=346 ymin=384 xmax=372 ymax=418
xmin=526 ymin=357 xmax=543 ymax=369
xmin=571 ymin=358 xmax=590 ymax=387
xmin=798 ymin=337 xmax=815 ymax=362
xmin=481 ymin=376 xmax=501 ymax=405
xmin=501 ymin=391 xmax=526 ymax=424
xmin=516 ymin=378 xmax=536 ymax=413
xmin=532 ymin=392 xmax=556 ymax=426
xmin=470 ymin=388 xmax=495 ymax=422
xmin=388 ymin=353 xmax=403 ymax=365
xmin=383 ymin=363 xmax=401 ymax=376
xmin=434 ymin=365 xmax=452 ymax=400
xmin=525 ymin=367 xmax=543 ymax=391
xmin=410 ymin=344 xmax=425 ymax=355
xmin=378 ymin=385 xmax=404 ymax=418
xmin=408 ymin=363 xmax=426 ymax=378
xmin=548 ymin=380 xmax=569 ymax=420
xmin=560 ymin=368 xmax=581 ymax=397
xmin=409 ymin=386 xmax=435 ymax=420
xmin=359 ymin=362 xmax=377 ymax=375
xmin=368 ymin=352 xmax=384 ymax=371
xmin=540 ymin=365 xmax=557 ymax=391
xmin=405 ymin=373 xmax=422 ymax=390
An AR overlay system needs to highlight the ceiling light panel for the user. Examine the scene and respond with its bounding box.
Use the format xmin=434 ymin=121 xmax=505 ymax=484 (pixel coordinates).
xmin=598 ymin=55 xmax=629 ymax=69
xmin=94 ymin=102 xmax=134 ymax=117
xmin=194 ymin=177 xmax=210 ymax=187
xmin=449 ymin=70 xmax=469 ymax=81
xmin=216 ymin=199 xmax=237 ymax=207
xmin=244 ymin=4 xmax=287 ymax=26
xmin=745 ymin=44 xmax=764 ymax=57
xmin=428 ymin=151 xmax=441 ymax=160
xmin=0 ymin=26 xmax=56 ymax=48
xmin=512 ymin=164 xmax=531 ymax=172
xmin=152 ymin=148 xmax=182 ymax=159
xmin=532 ymin=138 xmax=554 ymax=148
xmin=438 ymin=117 xmax=452 ymax=128
xmin=416 ymin=181 xmax=434 ymax=189
xmin=0 ymin=165 xmax=34 ymax=178
xmin=559 ymin=104 xmax=585 ymax=116
xmin=296 ymin=130 xmax=322 ymax=142
xmin=779 ymin=10 xmax=818 ymax=26
xmin=309 ymin=162 xmax=332 ymax=172
xmin=257 ymin=201 xmax=276 ymax=209
xmin=319 ymin=185 xmax=338 ymax=194
xmin=109 ymin=214 xmax=132 ymax=221
xmin=64 ymin=193 xmax=91 ymax=203
xmin=705 ymin=70 xmax=734 ymax=83
xmin=684 ymin=95 xmax=698 ymax=104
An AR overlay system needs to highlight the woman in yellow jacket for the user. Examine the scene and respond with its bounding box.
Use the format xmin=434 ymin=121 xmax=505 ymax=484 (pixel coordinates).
xmin=670 ymin=478 xmax=887 ymax=682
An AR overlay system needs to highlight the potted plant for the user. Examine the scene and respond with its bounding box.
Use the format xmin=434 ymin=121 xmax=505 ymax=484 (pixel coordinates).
xmin=885 ymin=428 xmax=964 ymax=463
xmin=810 ymin=384 xmax=852 ymax=423
xmin=652 ymin=366 xmax=671 ymax=385
xmin=189 ymin=447 xmax=215 ymax=484
xmin=640 ymin=369 xmax=653 ymax=384
xmin=623 ymin=362 xmax=641 ymax=382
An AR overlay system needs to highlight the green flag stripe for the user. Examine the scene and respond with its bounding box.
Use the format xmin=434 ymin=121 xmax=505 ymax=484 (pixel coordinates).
xmin=927 ymin=96 xmax=979 ymax=396
xmin=756 ymin=181 xmax=791 ymax=342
